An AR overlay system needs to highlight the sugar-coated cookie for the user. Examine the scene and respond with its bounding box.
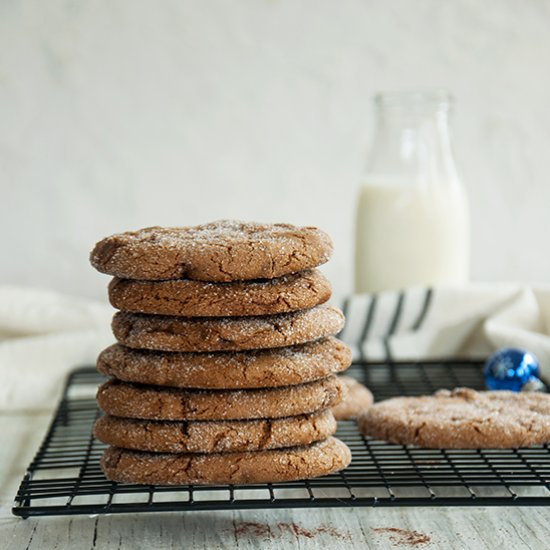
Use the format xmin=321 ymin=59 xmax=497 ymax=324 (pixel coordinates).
xmin=359 ymin=387 xmax=550 ymax=448
xmin=100 ymin=437 xmax=351 ymax=485
xmin=111 ymin=305 xmax=345 ymax=352
xmin=91 ymin=221 xmax=333 ymax=282
xmin=97 ymin=338 xmax=351 ymax=389
xmin=97 ymin=375 xmax=346 ymax=421
xmin=332 ymin=376 xmax=373 ymax=420
xmin=108 ymin=269 xmax=331 ymax=317
xmin=94 ymin=409 xmax=336 ymax=453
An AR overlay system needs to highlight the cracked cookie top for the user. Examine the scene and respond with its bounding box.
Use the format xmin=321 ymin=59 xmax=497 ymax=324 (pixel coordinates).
xmin=97 ymin=337 xmax=351 ymax=389
xmin=90 ymin=220 xmax=333 ymax=281
xmin=111 ymin=304 xmax=345 ymax=352
xmin=358 ymin=387 xmax=550 ymax=449
xmin=93 ymin=409 xmax=337 ymax=454
xmin=107 ymin=269 xmax=331 ymax=317
xmin=96 ymin=375 xmax=346 ymax=421
xmin=100 ymin=436 xmax=351 ymax=485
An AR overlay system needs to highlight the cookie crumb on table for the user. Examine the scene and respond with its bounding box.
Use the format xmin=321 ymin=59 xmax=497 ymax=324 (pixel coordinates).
xmin=231 ymin=521 xmax=352 ymax=542
xmin=372 ymin=527 xmax=432 ymax=547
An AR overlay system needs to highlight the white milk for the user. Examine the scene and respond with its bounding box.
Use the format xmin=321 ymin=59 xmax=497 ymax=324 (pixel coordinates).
xmin=355 ymin=178 xmax=469 ymax=293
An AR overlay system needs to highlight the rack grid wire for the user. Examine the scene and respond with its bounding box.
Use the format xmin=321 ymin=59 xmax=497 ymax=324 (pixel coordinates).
xmin=12 ymin=359 xmax=550 ymax=518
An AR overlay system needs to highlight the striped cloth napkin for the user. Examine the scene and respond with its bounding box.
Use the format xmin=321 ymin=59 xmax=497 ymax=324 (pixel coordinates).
xmin=339 ymin=284 xmax=550 ymax=377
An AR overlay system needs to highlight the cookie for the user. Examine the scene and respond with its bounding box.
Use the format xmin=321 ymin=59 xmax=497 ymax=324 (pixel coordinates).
xmin=100 ymin=436 xmax=351 ymax=485
xmin=97 ymin=338 xmax=351 ymax=390
xmin=107 ymin=269 xmax=331 ymax=317
xmin=94 ymin=409 xmax=336 ymax=453
xmin=90 ymin=220 xmax=333 ymax=282
xmin=332 ymin=376 xmax=374 ymax=420
xmin=358 ymin=387 xmax=550 ymax=449
xmin=111 ymin=305 xmax=344 ymax=352
xmin=97 ymin=375 xmax=346 ymax=421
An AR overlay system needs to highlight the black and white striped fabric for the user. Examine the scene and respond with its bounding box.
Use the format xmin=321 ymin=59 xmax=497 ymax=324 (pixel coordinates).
xmin=338 ymin=285 xmax=550 ymax=375
xmin=340 ymin=287 xmax=432 ymax=363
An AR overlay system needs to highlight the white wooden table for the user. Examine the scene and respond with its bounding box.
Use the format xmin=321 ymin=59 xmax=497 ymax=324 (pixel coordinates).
xmin=2 ymin=411 xmax=548 ymax=550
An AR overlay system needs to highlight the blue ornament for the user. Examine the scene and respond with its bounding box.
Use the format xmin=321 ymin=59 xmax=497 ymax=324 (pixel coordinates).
xmin=483 ymin=348 xmax=543 ymax=392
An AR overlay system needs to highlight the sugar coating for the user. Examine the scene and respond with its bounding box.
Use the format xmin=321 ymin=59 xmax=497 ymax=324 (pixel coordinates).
xmin=92 ymin=220 xmax=351 ymax=485
xmin=108 ymin=269 xmax=331 ymax=317
xmin=93 ymin=409 xmax=337 ymax=453
xmin=90 ymin=220 xmax=333 ymax=282
xmin=100 ymin=436 xmax=351 ymax=485
xmin=111 ymin=304 xmax=345 ymax=352
xmin=359 ymin=387 xmax=550 ymax=449
xmin=332 ymin=376 xmax=374 ymax=420
xmin=97 ymin=375 xmax=346 ymax=421
xmin=97 ymin=337 xmax=351 ymax=389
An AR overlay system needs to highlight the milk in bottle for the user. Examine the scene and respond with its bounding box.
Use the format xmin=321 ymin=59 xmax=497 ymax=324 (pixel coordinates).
xmin=355 ymin=91 xmax=469 ymax=293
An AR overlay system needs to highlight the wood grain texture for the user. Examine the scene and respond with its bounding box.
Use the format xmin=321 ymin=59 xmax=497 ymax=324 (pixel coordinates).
xmin=2 ymin=412 xmax=548 ymax=549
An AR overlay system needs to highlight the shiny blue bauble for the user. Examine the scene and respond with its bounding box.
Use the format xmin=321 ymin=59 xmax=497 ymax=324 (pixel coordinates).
xmin=483 ymin=348 xmax=541 ymax=392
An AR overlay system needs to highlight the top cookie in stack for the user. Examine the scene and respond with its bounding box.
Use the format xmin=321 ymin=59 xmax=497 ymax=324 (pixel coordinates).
xmin=91 ymin=221 xmax=333 ymax=282
xmin=90 ymin=220 xmax=352 ymax=485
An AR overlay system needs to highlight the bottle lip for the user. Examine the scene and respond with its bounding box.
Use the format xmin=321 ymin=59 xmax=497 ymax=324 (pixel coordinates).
xmin=374 ymin=90 xmax=454 ymax=112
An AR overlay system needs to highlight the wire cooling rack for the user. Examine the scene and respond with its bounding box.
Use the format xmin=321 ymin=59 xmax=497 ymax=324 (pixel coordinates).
xmin=13 ymin=360 xmax=550 ymax=518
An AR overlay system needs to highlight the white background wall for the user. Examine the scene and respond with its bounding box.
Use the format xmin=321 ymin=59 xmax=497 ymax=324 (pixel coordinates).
xmin=1 ymin=0 xmax=550 ymax=302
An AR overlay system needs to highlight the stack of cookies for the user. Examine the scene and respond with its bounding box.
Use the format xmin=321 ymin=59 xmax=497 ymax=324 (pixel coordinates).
xmin=90 ymin=221 xmax=352 ymax=485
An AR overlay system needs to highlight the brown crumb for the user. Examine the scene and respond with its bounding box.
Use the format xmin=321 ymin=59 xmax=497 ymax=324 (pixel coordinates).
xmin=315 ymin=525 xmax=353 ymax=542
xmin=231 ymin=521 xmax=352 ymax=541
xmin=278 ymin=522 xmax=315 ymax=538
xmin=233 ymin=521 xmax=272 ymax=539
xmin=372 ymin=527 xmax=432 ymax=547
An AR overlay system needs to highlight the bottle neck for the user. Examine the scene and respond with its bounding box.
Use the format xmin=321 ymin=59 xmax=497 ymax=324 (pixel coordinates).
xmin=366 ymin=101 xmax=459 ymax=186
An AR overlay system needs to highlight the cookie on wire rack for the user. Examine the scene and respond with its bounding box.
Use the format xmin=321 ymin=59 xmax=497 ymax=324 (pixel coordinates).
xmin=358 ymin=387 xmax=550 ymax=449
xmin=332 ymin=376 xmax=374 ymax=420
xmin=101 ymin=437 xmax=351 ymax=485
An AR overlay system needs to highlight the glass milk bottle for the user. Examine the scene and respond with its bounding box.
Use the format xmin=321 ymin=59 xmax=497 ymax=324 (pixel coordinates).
xmin=355 ymin=91 xmax=469 ymax=293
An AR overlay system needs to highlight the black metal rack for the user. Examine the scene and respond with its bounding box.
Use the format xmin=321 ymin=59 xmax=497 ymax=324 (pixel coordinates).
xmin=12 ymin=360 xmax=550 ymax=518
